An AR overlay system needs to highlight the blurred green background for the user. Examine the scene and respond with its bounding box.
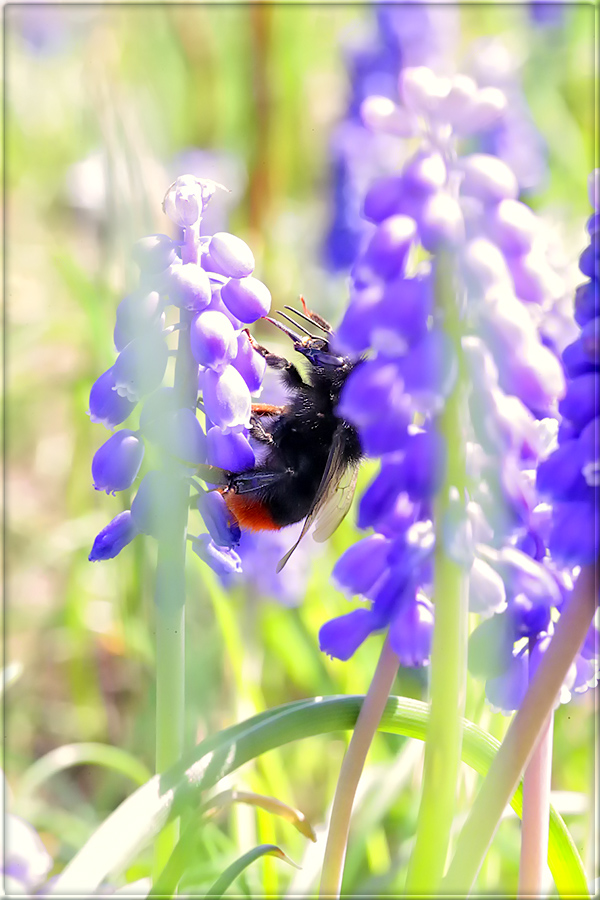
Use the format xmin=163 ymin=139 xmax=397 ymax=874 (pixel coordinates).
xmin=3 ymin=3 xmax=597 ymax=894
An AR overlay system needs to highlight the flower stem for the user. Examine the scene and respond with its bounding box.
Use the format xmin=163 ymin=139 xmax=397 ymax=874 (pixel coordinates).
xmin=404 ymin=251 xmax=470 ymax=893
xmin=518 ymin=696 xmax=554 ymax=897
xmin=318 ymin=636 xmax=398 ymax=898
xmin=443 ymin=562 xmax=597 ymax=894
xmin=153 ymin=307 xmax=198 ymax=882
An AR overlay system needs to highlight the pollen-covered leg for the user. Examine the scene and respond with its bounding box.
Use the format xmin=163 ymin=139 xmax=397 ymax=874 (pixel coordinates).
xmin=251 ymin=403 xmax=286 ymax=417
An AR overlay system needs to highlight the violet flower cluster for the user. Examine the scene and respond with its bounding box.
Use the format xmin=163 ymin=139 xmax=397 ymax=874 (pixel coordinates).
xmin=88 ymin=176 xmax=270 ymax=576
xmin=323 ymin=2 xmax=458 ymax=271
xmin=318 ymin=66 xmax=598 ymax=710
xmin=324 ymin=5 xmax=548 ymax=273
xmin=535 ymin=170 xmax=598 ymax=567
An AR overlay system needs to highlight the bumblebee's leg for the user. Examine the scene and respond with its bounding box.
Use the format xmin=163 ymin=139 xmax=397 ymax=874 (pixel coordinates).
xmin=249 ymin=415 xmax=274 ymax=445
xmin=245 ymin=330 xmax=306 ymax=388
xmin=251 ymin=403 xmax=286 ymax=417
xmin=227 ymin=468 xmax=290 ymax=495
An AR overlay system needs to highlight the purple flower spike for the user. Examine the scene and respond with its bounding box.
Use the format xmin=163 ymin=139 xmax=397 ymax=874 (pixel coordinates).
xmin=574 ymin=281 xmax=598 ymax=327
xmin=203 ymin=365 xmax=252 ymax=431
xmin=88 ymin=366 xmax=137 ymax=429
xmin=162 ymin=174 xmax=217 ymax=228
xmin=132 ymin=234 xmax=180 ymax=274
xmin=361 ymin=214 xmax=417 ymax=281
xmin=196 ymin=490 xmax=241 ymax=548
xmin=548 ymin=501 xmax=599 ymax=566
xmin=485 ymin=648 xmax=528 ymax=714
xmin=164 ymin=262 xmax=211 ymax=312
xmin=113 ymin=333 xmax=169 ymax=402
xmin=561 ymin=336 xmax=596 ymax=378
xmin=400 ymin=66 xmax=445 ymax=115
xmin=357 ymin=459 xmax=407 ymax=530
xmin=339 ymin=358 xmax=405 ymax=427
xmin=537 ymin=440 xmax=588 ymax=502
xmin=558 ymin=372 xmax=598 ymax=432
xmin=454 ymin=87 xmax=507 ymax=134
xmin=398 ymin=328 xmax=458 ymax=411
xmin=403 ymin=150 xmax=447 ymax=195
xmin=319 ymin=608 xmax=378 ymax=661
xmin=363 ymin=176 xmax=407 ymax=224
xmin=190 ymin=310 xmax=238 ymax=370
xmin=332 ymin=534 xmax=392 ymax=597
xmin=460 ymin=154 xmax=519 ymax=204
xmin=206 ymin=425 xmax=255 ymax=472
xmin=333 ymin=284 xmax=383 ymax=354
xmin=418 ymin=192 xmax=465 ymax=251
xmin=402 ymin=429 xmax=447 ymax=500
xmin=114 ymin=290 xmax=163 ymax=351
xmin=209 ymin=232 xmax=255 ymax=278
xmin=370 ymin=273 xmax=432 ymax=355
xmin=468 ymin=557 xmax=506 ymax=616
xmin=499 ymin=341 xmax=566 ymax=415
xmin=486 ymin=199 xmax=538 ymax=256
xmin=231 ymin=331 xmax=267 ymax=392
xmin=220 ymin=276 xmax=272 ymax=323
xmin=89 ymin=510 xmax=139 ymax=561
xmin=418 ymin=191 xmax=465 ymax=253
xmin=482 ymin=545 xmax=562 ymax=607
xmin=461 ymin=238 xmax=511 ymax=293
xmin=530 ymin=634 xmax=577 ymax=705
xmin=2 ymin=809 xmax=53 ymax=894
xmin=360 ymin=410 xmax=414 ymax=456
xmin=509 ymin=251 xmax=561 ymax=305
xmin=509 ymin=593 xmax=551 ymax=640
xmin=190 ymin=533 xmax=242 ymax=576
xmin=389 ymin=593 xmax=434 ymax=666
xmin=92 ymin=429 xmax=144 ymax=494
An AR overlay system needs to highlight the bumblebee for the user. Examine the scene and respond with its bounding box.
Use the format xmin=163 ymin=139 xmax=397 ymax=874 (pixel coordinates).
xmin=199 ymin=300 xmax=363 ymax=571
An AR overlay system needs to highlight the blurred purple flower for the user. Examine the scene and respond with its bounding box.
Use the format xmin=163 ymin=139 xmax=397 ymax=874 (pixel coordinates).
xmin=1 ymin=771 xmax=53 ymax=894
xmin=319 ymin=61 xmax=586 ymax=700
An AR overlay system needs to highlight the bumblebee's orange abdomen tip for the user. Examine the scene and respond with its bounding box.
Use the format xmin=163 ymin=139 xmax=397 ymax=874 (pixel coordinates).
xmin=223 ymin=492 xmax=280 ymax=532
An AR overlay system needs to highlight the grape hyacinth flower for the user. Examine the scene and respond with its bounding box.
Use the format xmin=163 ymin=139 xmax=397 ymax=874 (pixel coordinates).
xmin=318 ymin=63 xmax=589 ymax=712
xmin=323 ymin=2 xmax=459 ymax=271
xmin=319 ymin=62 xmax=596 ymax=899
xmin=88 ymin=175 xmax=270 ymax=575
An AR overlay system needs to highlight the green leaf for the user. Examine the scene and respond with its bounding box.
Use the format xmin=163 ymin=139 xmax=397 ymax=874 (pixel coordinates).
xmin=47 ymin=696 xmax=589 ymax=897
xmin=204 ymin=844 xmax=299 ymax=898
xmin=18 ymin=743 xmax=152 ymax=804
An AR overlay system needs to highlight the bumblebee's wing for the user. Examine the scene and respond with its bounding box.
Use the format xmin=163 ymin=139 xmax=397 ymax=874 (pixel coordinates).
xmin=312 ymin=461 xmax=359 ymax=543
xmin=276 ymin=425 xmax=355 ymax=573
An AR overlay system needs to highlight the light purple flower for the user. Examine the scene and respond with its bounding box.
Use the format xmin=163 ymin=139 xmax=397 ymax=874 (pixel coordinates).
xmin=92 ymin=429 xmax=145 ymax=494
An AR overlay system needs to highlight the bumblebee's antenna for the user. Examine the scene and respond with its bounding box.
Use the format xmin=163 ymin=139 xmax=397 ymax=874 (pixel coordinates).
xmin=276 ymin=310 xmax=315 ymax=338
xmin=284 ymin=305 xmax=331 ymax=335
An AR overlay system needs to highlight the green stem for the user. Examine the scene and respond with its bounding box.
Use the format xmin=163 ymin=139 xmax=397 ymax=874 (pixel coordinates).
xmin=443 ymin=562 xmax=597 ymax=894
xmin=404 ymin=252 xmax=469 ymax=893
xmin=152 ymin=306 xmax=197 ymax=881
xmin=319 ymin=637 xmax=399 ymax=897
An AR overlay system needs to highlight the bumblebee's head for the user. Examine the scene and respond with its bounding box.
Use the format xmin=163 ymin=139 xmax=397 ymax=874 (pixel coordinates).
xmin=263 ymin=314 xmax=346 ymax=368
